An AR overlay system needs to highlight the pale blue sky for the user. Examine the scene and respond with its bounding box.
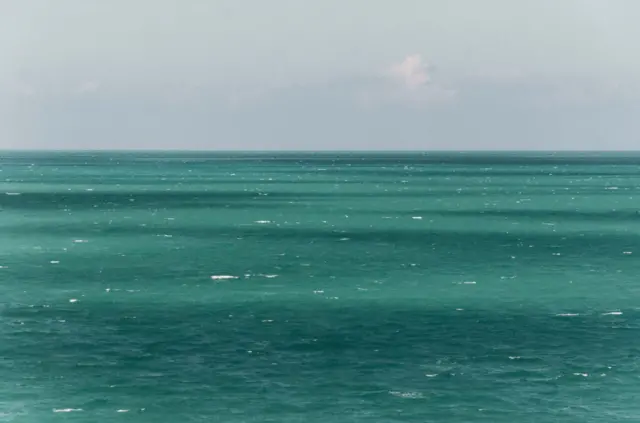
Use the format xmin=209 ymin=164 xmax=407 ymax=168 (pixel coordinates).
xmin=1 ymin=0 xmax=639 ymax=149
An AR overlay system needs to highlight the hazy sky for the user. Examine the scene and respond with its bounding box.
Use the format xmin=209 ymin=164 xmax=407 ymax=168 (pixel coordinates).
xmin=2 ymin=0 xmax=639 ymax=150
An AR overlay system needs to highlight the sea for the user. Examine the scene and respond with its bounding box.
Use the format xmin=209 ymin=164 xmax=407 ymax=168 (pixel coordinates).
xmin=1 ymin=151 xmax=640 ymax=422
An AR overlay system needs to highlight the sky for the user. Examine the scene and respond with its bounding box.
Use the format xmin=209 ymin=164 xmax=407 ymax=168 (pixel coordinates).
xmin=1 ymin=0 xmax=639 ymax=150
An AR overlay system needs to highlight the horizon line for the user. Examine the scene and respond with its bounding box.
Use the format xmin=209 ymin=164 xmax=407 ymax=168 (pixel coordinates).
xmin=3 ymin=148 xmax=640 ymax=153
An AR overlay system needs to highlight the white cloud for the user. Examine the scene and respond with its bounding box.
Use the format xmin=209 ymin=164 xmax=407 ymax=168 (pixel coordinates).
xmin=389 ymin=54 xmax=431 ymax=89
xmin=352 ymin=54 xmax=456 ymax=107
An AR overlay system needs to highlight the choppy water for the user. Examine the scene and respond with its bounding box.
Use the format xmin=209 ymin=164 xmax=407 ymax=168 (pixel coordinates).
xmin=2 ymin=151 xmax=640 ymax=422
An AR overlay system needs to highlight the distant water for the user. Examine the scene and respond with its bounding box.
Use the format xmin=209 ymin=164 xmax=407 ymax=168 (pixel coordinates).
xmin=2 ymin=151 xmax=640 ymax=422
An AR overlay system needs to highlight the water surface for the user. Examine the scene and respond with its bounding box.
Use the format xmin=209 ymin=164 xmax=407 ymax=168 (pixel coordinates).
xmin=1 ymin=151 xmax=640 ymax=422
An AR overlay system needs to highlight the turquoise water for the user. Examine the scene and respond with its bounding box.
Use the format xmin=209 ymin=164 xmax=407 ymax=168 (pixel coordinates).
xmin=1 ymin=151 xmax=640 ymax=422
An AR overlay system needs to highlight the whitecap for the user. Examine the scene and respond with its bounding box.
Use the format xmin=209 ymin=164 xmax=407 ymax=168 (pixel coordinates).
xmin=313 ymin=290 xmax=324 ymax=294
xmin=556 ymin=313 xmax=579 ymax=317
xmin=389 ymin=391 xmax=424 ymax=399
xmin=254 ymin=220 xmax=272 ymax=224
xmin=412 ymin=216 xmax=423 ymax=220
xmin=53 ymin=408 xmax=82 ymax=413
xmin=462 ymin=281 xmax=476 ymax=285
xmin=602 ymin=311 xmax=623 ymax=316
xmin=69 ymin=299 xmax=78 ymax=303
xmin=73 ymin=239 xmax=88 ymax=243
xmin=5 ymin=192 xmax=21 ymax=196
xmin=262 ymin=274 xmax=278 ymax=279
xmin=117 ymin=410 xmax=129 ymax=413
xmin=425 ymin=374 xmax=438 ymax=378
xmin=573 ymin=373 xmax=589 ymax=377
xmin=50 ymin=261 xmax=60 ymax=264
xmin=623 ymin=251 xmax=633 ymax=255
xmin=211 ymin=275 xmax=238 ymax=280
